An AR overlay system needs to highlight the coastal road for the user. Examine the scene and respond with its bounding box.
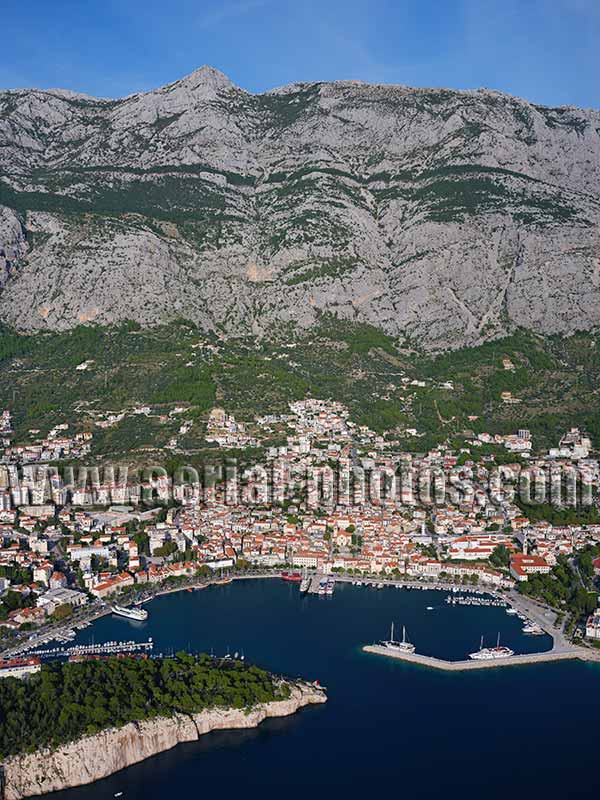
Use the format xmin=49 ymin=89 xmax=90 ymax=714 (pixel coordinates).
xmin=505 ymin=591 xmax=574 ymax=652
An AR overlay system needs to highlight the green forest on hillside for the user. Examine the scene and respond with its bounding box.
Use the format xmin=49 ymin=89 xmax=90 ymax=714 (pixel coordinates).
xmin=0 ymin=654 xmax=290 ymax=757
xmin=1 ymin=318 xmax=600 ymax=459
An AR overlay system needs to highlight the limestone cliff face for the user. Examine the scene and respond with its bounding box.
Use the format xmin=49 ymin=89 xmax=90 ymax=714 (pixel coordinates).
xmin=0 ymin=66 xmax=599 ymax=348
xmin=0 ymin=206 xmax=26 ymax=291
xmin=1 ymin=684 xmax=326 ymax=800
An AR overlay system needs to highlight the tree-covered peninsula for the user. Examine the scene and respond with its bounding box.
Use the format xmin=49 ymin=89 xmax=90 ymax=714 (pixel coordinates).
xmin=0 ymin=654 xmax=291 ymax=758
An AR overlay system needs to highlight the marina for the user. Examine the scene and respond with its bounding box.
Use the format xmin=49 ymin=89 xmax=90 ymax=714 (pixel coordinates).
xmin=24 ymin=638 xmax=155 ymax=659
xmin=445 ymin=594 xmax=507 ymax=607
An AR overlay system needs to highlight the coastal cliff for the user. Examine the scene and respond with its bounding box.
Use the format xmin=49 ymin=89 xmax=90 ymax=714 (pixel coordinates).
xmin=1 ymin=683 xmax=326 ymax=800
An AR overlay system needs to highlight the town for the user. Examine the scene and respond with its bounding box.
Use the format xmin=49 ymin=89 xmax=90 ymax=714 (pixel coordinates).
xmin=2 ymin=398 xmax=600 ymax=677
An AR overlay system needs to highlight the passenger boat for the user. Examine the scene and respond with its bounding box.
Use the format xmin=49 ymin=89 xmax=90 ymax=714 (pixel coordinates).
xmin=112 ymin=605 xmax=148 ymax=622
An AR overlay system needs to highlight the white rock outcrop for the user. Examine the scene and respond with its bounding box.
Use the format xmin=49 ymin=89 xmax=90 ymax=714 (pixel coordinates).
xmin=1 ymin=684 xmax=326 ymax=800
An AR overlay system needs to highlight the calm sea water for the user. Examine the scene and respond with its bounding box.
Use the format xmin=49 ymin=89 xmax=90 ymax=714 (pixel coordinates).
xmin=46 ymin=580 xmax=599 ymax=800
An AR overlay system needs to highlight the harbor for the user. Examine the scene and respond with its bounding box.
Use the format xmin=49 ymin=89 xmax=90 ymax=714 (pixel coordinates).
xmin=30 ymin=575 xmax=600 ymax=800
xmin=362 ymin=585 xmax=600 ymax=671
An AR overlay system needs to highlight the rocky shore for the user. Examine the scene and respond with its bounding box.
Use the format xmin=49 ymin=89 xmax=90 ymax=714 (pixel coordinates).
xmin=1 ymin=683 xmax=326 ymax=800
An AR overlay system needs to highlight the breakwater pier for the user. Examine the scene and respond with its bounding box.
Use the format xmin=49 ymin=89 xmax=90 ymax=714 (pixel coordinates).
xmin=363 ymin=644 xmax=600 ymax=670
xmin=363 ymin=644 xmax=576 ymax=670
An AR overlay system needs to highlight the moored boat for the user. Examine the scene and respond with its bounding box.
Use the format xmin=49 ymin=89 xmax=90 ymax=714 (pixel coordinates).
xmin=469 ymin=634 xmax=514 ymax=660
xmin=378 ymin=623 xmax=415 ymax=654
xmin=281 ymin=571 xmax=302 ymax=582
xmin=112 ymin=605 xmax=149 ymax=622
xmin=522 ymin=621 xmax=544 ymax=635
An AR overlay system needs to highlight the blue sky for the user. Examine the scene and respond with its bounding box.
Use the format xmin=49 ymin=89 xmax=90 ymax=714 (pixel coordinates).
xmin=1 ymin=0 xmax=599 ymax=108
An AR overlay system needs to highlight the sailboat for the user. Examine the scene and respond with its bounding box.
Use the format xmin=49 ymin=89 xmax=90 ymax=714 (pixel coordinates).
xmin=469 ymin=633 xmax=514 ymax=660
xmin=379 ymin=622 xmax=416 ymax=654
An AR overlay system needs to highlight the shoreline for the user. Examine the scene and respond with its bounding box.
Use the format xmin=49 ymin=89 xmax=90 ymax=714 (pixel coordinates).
xmin=0 ymin=573 xmax=278 ymax=660
xmin=0 ymin=682 xmax=326 ymax=800
xmin=7 ymin=573 xmax=594 ymax=672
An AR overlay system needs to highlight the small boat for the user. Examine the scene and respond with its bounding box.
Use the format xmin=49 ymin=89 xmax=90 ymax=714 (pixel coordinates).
xmin=522 ymin=621 xmax=544 ymax=635
xmin=114 ymin=793 xmax=123 ymax=797
xmin=426 ymin=606 xmax=434 ymax=611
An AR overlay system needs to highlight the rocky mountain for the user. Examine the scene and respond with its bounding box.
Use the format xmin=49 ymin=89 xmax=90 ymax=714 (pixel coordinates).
xmin=0 ymin=66 xmax=599 ymax=349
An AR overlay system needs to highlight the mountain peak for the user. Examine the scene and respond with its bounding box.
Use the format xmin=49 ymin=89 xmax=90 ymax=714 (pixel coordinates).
xmin=169 ymin=65 xmax=237 ymax=93
xmin=1 ymin=70 xmax=599 ymax=351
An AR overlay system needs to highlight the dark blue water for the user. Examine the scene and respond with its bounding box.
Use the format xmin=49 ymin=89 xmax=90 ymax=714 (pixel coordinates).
xmin=47 ymin=581 xmax=600 ymax=800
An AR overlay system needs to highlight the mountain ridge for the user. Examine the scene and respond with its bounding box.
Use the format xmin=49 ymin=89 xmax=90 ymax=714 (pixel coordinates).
xmin=0 ymin=66 xmax=599 ymax=349
xmin=5 ymin=65 xmax=598 ymax=111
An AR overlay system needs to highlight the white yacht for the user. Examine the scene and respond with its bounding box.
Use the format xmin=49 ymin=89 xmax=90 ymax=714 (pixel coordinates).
xmin=112 ymin=605 xmax=148 ymax=622
xmin=379 ymin=623 xmax=416 ymax=654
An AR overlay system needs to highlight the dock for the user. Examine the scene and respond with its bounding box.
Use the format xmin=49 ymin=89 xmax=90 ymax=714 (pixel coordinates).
xmin=307 ymin=574 xmax=324 ymax=594
xmin=28 ymin=639 xmax=154 ymax=659
xmin=304 ymin=574 xmax=335 ymax=595
xmin=362 ymin=644 xmax=598 ymax=671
